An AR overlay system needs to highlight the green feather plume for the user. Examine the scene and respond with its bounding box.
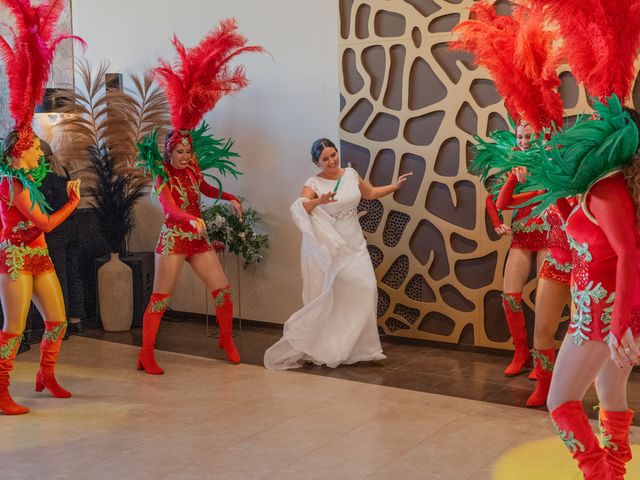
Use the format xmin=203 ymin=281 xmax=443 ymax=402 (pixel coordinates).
xmin=509 ymin=94 xmax=638 ymax=218
xmin=0 ymin=148 xmax=52 ymax=213
xmin=191 ymin=121 xmax=241 ymax=200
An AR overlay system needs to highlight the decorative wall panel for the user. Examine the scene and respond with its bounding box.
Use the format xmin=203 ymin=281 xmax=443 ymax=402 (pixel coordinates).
xmin=340 ymin=0 xmax=640 ymax=349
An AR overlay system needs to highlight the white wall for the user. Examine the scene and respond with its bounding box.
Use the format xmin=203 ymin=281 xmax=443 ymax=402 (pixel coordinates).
xmin=72 ymin=0 xmax=340 ymax=323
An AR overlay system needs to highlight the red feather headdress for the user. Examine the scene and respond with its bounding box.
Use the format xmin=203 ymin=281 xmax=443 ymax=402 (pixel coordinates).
xmin=450 ymin=2 xmax=563 ymax=132
xmin=530 ymin=0 xmax=640 ymax=102
xmin=154 ymin=18 xmax=264 ymax=152
xmin=0 ymin=0 xmax=85 ymax=159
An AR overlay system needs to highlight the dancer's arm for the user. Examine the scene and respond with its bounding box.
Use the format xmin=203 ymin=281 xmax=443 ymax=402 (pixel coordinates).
xmin=199 ymin=179 xmax=243 ymax=219
xmin=495 ymin=172 xmax=542 ymax=210
xmin=485 ymin=194 xmax=511 ymax=236
xmin=589 ymin=176 xmax=640 ymax=364
xmin=156 ymin=177 xmax=205 ymax=235
xmin=198 ymin=179 xmax=238 ymax=202
xmin=9 ymin=180 xmax=79 ymax=233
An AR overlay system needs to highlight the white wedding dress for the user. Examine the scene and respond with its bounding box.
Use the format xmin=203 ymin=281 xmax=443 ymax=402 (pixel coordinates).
xmin=264 ymin=167 xmax=386 ymax=369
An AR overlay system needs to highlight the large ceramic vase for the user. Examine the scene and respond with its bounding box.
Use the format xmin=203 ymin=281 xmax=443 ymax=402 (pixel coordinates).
xmin=98 ymin=253 xmax=134 ymax=332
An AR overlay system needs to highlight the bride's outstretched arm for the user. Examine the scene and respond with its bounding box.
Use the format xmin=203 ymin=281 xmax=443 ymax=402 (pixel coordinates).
xmin=358 ymin=172 xmax=412 ymax=200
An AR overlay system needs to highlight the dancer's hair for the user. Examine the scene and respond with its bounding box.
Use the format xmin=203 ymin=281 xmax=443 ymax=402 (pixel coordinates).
xmin=623 ymin=108 xmax=640 ymax=225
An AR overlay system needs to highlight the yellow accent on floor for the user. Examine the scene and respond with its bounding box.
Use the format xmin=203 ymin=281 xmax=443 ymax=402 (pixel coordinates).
xmin=493 ymin=438 xmax=640 ymax=480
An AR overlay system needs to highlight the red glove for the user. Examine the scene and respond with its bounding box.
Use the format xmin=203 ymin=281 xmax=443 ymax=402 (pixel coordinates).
xmin=485 ymin=194 xmax=502 ymax=229
xmin=496 ymin=173 xmax=543 ymax=210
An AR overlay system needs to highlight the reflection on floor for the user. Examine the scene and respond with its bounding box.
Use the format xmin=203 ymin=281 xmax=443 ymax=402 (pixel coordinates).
xmin=8 ymin=336 xmax=639 ymax=479
xmin=78 ymin=317 xmax=640 ymax=425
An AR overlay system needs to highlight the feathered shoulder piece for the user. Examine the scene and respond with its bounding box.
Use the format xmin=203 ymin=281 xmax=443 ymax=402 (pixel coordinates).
xmin=532 ymin=0 xmax=640 ymax=102
xmin=0 ymin=143 xmax=52 ymax=211
xmin=136 ymin=122 xmax=241 ymax=196
xmin=0 ymin=0 xmax=85 ymax=159
xmin=450 ymin=2 xmax=563 ymax=132
xmin=155 ymin=18 xmax=264 ymax=134
xmin=469 ymin=125 xmax=517 ymax=183
xmin=508 ymin=95 xmax=638 ymax=217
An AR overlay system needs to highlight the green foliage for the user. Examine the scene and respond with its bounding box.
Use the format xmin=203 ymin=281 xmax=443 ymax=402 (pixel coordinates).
xmin=201 ymin=201 xmax=268 ymax=266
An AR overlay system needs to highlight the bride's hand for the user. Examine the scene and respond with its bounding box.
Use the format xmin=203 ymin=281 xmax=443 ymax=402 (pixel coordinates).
xmin=394 ymin=172 xmax=413 ymax=190
xmin=317 ymin=192 xmax=337 ymax=205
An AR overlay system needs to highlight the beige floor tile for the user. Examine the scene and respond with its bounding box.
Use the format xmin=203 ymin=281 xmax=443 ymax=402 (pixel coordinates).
xmin=7 ymin=337 xmax=637 ymax=480
xmin=264 ymin=452 xmax=380 ymax=480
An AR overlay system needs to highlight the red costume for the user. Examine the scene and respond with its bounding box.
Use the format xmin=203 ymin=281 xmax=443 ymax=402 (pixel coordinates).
xmin=503 ymin=0 xmax=640 ymax=472
xmin=0 ymin=0 xmax=84 ymax=415
xmin=155 ymin=163 xmax=237 ymax=258
xmin=0 ymin=182 xmax=78 ymax=279
xmin=136 ymin=19 xmax=262 ymax=373
xmin=559 ymin=174 xmax=640 ymax=345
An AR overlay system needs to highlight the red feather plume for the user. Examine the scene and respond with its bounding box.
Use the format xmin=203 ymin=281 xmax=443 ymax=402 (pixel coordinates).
xmin=155 ymin=18 xmax=264 ymax=132
xmin=0 ymin=0 xmax=86 ymax=157
xmin=531 ymin=0 xmax=640 ymax=102
xmin=450 ymin=2 xmax=563 ymax=132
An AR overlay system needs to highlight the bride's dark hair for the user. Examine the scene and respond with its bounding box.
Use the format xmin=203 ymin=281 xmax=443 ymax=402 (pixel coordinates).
xmin=310 ymin=138 xmax=336 ymax=164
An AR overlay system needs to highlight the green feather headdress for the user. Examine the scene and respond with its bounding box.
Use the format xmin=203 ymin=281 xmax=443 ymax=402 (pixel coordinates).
xmin=509 ymin=94 xmax=638 ymax=218
xmin=136 ymin=121 xmax=241 ymax=200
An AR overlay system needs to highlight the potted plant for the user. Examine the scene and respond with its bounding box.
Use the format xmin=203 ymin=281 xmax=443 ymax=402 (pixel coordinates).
xmin=53 ymin=60 xmax=169 ymax=330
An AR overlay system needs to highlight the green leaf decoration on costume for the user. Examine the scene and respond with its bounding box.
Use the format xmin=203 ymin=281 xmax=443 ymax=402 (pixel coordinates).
xmin=599 ymin=421 xmax=619 ymax=452
xmin=157 ymin=224 xmax=204 ymax=256
xmin=502 ymin=293 xmax=522 ymax=313
xmin=0 ymin=241 xmax=50 ymax=280
xmin=0 ymin=334 xmax=22 ymax=359
xmin=191 ymin=121 xmax=241 ymax=201
xmin=149 ymin=296 xmax=170 ymax=313
xmin=42 ymin=322 xmax=66 ymax=342
xmin=570 ymin=281 xmax=609 ymax=345
xmin=504 ymin=94 xmax=639 ymax=218
xmin=213 ymin=286 xmax=232 ymax=307
xmin=0 ymin=150 xmax=52 ymax=213
xmin=531 ymin=349 xmax=554 ymax=372
xmin=554 ymin=422 xmax=586 ymax=454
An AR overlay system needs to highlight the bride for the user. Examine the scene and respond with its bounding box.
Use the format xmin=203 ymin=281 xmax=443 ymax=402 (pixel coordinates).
xmin=264 ymin=138 xmax=411 ymax=369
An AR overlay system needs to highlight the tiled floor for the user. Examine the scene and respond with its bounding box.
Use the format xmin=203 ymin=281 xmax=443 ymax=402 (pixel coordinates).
xmin=77 ymin=316 xmax=640 ymax=425
xmin=7 ymin=336 xmax=639 ymax=479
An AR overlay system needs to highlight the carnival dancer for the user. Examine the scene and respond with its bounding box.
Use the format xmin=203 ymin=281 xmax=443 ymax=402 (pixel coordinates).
xmin=0 ymin=0 xmax=84 ymax=414
xmin=136 ymin=19 xmax=263 ymax=373
xmin=505 ymin=1 xmax=640 ymax=476
xmin=496 ymin=165 xmax=574 ymax=406
xmin=451 ymin=2 xmax=563 ymax=377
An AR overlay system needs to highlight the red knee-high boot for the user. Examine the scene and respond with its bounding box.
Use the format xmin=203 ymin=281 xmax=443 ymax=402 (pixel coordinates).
xmin=36 ymin=321 xmax=71 ymax=398
xmin=0 ymin=331 xmax=29 ymax=415
xmin=212 ymin=286 xmax=240 ymax=364
xmin=551 ymin=401 xmax=614 ymax=480
xmin=502 ymin=292 xmax=531 ymax=376
xmin=599 ymin=408 xmax=634 ymax=480
xmin=137 ymin=293 xmax=170 ymax=375
xmin=526 ymin=348 xmax=555 ymax=407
